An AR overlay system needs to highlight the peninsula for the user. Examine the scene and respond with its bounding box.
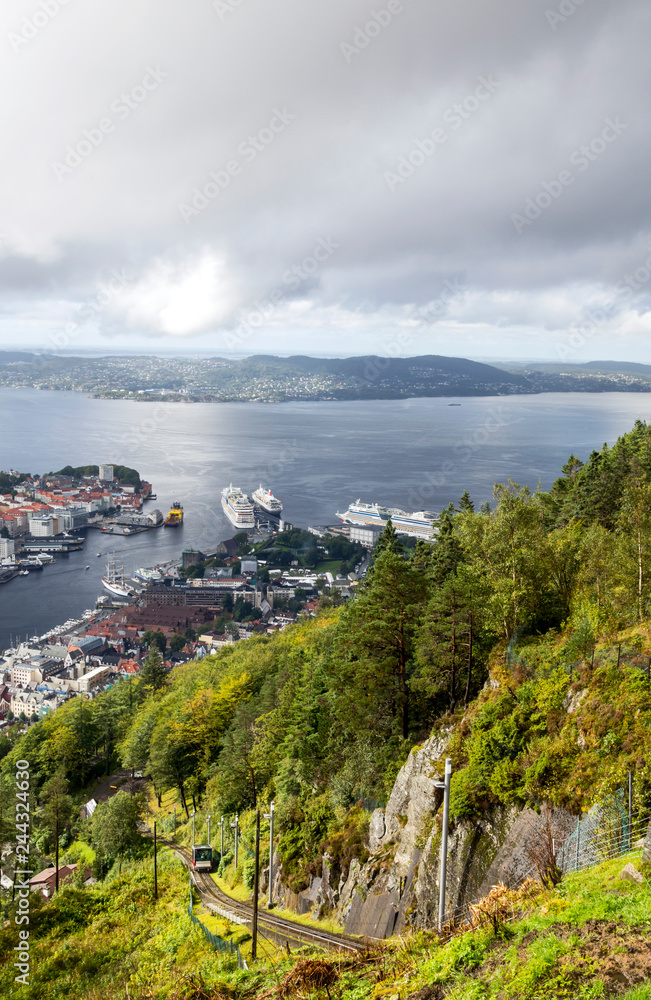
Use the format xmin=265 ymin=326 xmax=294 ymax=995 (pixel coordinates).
xmin=3 ymin=352 xmax=651 ymax=402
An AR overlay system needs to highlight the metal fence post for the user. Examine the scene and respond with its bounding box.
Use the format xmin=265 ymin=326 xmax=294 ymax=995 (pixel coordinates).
xmin=252 ymin=810 xmax=260 ymax=960
xmin=231 ymin=814 xmax=239 ymax=868
xmin=628 ymin=771 xmax=633 ymax=852
xmin=435 ymin=758 xmax=452 ymax=932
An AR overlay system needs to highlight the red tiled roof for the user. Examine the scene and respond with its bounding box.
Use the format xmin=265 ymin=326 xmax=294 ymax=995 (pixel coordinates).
xmin=29 ymin=864 xmax=76 ymax=885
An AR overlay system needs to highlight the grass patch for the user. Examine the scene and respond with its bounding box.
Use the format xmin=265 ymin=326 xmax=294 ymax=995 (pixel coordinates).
xmin=212 ymin=870 xmax=252 ymax=903
xmin=314 ymin=560 xmax=343 ymax=574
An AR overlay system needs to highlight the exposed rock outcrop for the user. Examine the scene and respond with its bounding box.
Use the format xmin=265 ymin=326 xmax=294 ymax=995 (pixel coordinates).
xmin=331 ymin=733 xmax=447 ymax=935
xmin=327 ymin=733 xmax=578 ymax=935
xmin=380 ymin=735 xmax=447 ymax=870
xmin=270 ymin=730 xmax=580 ymax=937
xmin=642 ymin=818 xmax=651 ymax=867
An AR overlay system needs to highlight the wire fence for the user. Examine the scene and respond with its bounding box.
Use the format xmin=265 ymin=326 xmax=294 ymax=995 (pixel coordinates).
xmin=187 ymin=882 xmax=248 ymax=969
xmin=556 ymin=800 xmax=649 ymax=876
xmin=439 ymin=785 xmax=649 ymax=938
xmin=505 ymin=633 xmax=651 ymax=683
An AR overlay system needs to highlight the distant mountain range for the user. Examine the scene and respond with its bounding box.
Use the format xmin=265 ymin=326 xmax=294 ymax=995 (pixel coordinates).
xmin=1 ymin=351 xmax=651 ymax=401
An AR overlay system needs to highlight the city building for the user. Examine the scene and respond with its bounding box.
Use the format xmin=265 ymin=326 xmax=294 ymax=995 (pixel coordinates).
xmin=77 ymin=664 xmax=112 ymax=693
xmin=349 ymin=524 xmax=384 ymax=548
xmin=0 ymin=538 xmax=15 ymax=558
xmin=98 ymin=464 xmax=114 ymax=482
xmin=182 ymin=548 xmax=205 ymax=569
xmin=30 ymin=515 xmax=56 ymax=537
xmin=57 ymin=506 xmax=89 ymax=531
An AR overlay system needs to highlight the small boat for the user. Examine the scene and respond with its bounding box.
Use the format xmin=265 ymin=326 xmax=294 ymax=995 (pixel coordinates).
xmin=164 ymin=502 xmax=184 ymax=527
xmin=96 ymin=553 xmax=101 ymax=557
xmin=85 ymin=565 xmax=90 ymax=570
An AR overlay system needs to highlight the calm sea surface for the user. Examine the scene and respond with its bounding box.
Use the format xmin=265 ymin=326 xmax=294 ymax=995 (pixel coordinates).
xmin=2 ymin=388 xmax=651 ymax=649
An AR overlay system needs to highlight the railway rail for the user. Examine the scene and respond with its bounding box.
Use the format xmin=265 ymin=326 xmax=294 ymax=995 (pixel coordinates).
xmin=170 ymin=842 xmax=371 ymax=955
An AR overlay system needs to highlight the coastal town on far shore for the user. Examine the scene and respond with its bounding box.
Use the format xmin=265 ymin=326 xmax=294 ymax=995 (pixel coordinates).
xmin=0 ymin=462 xmax=439 ymax=729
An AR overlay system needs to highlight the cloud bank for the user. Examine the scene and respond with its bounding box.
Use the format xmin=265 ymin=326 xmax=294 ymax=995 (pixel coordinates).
xmin=1 ymin=0 xmax=650 ymax=360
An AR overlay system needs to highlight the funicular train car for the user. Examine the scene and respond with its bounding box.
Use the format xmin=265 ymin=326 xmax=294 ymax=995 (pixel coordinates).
xmin=191 ymin=845 xmax=213 ymax=872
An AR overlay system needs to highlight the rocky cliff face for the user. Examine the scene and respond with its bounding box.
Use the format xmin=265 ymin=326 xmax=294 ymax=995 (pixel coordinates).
xmin=268 ymin=731 xmax=578 ymax=937
xmin=642 ymin=819 xmax=651 ymax=867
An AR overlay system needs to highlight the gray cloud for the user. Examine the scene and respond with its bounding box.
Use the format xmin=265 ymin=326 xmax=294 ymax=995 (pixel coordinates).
xmin=0 ymin=0 xmax=650 ymax=359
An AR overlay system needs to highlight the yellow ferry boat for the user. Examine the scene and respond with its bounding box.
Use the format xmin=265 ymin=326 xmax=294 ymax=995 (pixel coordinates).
xmin=164 ymin=502 xmax=184 ymax=527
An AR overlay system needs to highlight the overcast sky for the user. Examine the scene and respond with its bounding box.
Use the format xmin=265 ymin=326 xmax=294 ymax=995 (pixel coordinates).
xmin=1 ymin=0 xmax=650 ymax=361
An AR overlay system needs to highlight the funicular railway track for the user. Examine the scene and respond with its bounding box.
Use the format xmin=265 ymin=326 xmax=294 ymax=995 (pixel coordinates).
xmin=171 ymin=842 xmax=370 ymax=955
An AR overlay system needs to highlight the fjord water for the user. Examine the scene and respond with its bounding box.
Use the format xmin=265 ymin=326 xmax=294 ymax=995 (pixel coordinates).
xmin=2 ymin=388 xmax=651 ymax=649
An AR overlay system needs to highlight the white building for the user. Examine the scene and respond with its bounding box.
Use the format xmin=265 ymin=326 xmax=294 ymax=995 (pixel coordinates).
xmin=0 ymin=538 xmax=15 ymax=558
xmin=77 ymin=664 xmax=112 ymax=693
xmin=98 ymin=464 xmax=114 ymax=482
xmin=30 ymin=515 xmax=55 ymax=537
xmin=11 ymin=690 xmax=46 ymax=718
xmin=349 ymin=524 xmax=384 ymax=548
xmin=12 ymin=665 xmax=44 ymax=685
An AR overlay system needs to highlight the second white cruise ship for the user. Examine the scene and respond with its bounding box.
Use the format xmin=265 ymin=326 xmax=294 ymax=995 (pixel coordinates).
xmin=221 ymin=485 xmax=255 ymax=529
xmin=336 ymin=499 xmax=437 ymax=539
xmin=252 ymin=484 xmax=283 ymax=515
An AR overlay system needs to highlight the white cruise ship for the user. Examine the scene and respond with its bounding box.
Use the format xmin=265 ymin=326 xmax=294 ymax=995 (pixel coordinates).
xmin=336 ymin=500 xmax=437 ymax=539
xmin=386 ymin=507 xmax=438 ymax=539
xmin=252 ymin=484 xmax=283 ymax=515
xmin=221 ymin=485 xmax=255 ymax=529
xmin=335 ymin=500 xmax=390 ymax=526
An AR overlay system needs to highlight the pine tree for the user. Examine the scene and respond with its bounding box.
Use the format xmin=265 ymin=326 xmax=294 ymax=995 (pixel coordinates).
xmin=414 ymin=569 xmax=482 ymax=712
xmin=374 ymin=518 xmax=403 ymax=557
xmin=458 ymin=490 xmax=475 ymax=512
xmin=429 ymin=503 xmax=465 ymax=586
xmin=40 ymin=772 xmax=74 ymax=892
xmin=338 ymin=548 xmax=422 ymax=738
xmin=140 ymin=649 xmax=166 ymax=692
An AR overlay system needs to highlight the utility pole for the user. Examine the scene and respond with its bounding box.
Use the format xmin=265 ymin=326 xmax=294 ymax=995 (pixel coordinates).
xmin=252 ymin=810 xmax=260 ymax=961
xmin=173 ymin=806 xmax=176 ymax=836
xmin=55 ymin=807 xmax=59 ymax=894
xmin=207 ymin=814 xmax=211 ymax=849
xmin=435 ymin=758 xmax=452 ymax=932
xmin=264 ymin=800 xmax=275 ymax=907
xmin=192 ymin=810 xmax=195 ymax=848
xmin=154 ymin=821 xmax=158 ymax=900
xmin=231 ymin=814 xmax=239 ymax=868
xmin=219 ymin=815 xmax=224 ymax=863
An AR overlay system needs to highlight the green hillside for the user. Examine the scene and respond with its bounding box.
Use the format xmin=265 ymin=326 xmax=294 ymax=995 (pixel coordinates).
xmin=4 ymin=419 xmax=651 ymax=994
xmin=0 ymin=845 xmax=649 ymax=998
